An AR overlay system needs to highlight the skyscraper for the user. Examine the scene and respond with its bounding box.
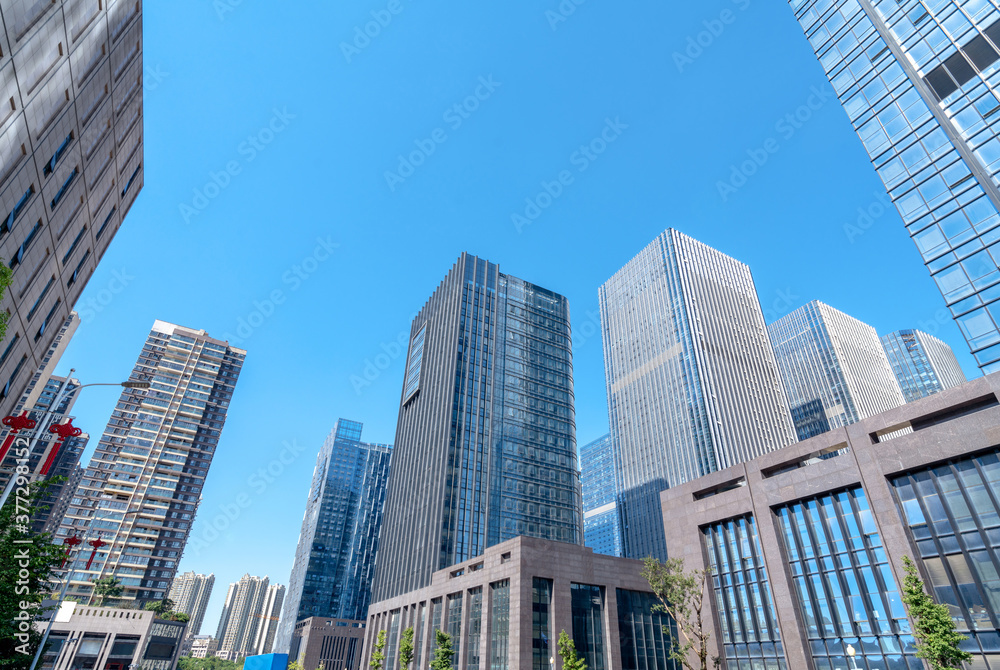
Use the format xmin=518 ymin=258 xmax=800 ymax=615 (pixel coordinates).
xmin=216 ymin=575 xmax=284 ymax=661
xmin=786 ymin=0 xmax=1000 ymax=373
xmin=769 ymin=301 xmax=906 ymax=441
xmin=600 ymin=229 xmax=797 ymax=561
xmin=0 ymin=0 xmax=144 ymax=419
xmin=57 ymin=320 xmax=245 ymax=605
xmin=274 ymin=419 xmax=392 ymax=653
xmin=580 ymin=433 xmax=622 ymax=557
xmin=371 ymin=253 xmax=583 ymax=602
xmin=168 ymin=571 xmax=216 ymax=636
xmin=882 ymin=328 xmax=968 ymax=402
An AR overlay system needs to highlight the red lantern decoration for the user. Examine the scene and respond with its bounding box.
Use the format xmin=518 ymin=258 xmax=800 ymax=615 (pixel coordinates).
xmin=0 ymin=412 xmax=37 ymax=463
xmin=39 ymin=418 xmax=83 ymax=476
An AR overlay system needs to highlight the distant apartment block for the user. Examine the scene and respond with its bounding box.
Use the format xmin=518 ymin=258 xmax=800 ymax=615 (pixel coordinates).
xmin=216 ymin=575 xmax=284 ymax=661
xmin=274 ymin=419 xmax=391 ymax=653
xmin=167 ymin=571 xmax=215 ymax=636
xmin=600 ymin=229 xmax=796 ymax=561
xmin=769 ymin=301 xmax=906 ymax=441
xmin=0 ymin=0 xmax=144 ymax=420
xmin=580 ymin=434 xmax=622 ymax=557
xmin=882 ymin=328 xmax=968 ymax=402
xmin=57 ymin=321 xmax=245 ymax=605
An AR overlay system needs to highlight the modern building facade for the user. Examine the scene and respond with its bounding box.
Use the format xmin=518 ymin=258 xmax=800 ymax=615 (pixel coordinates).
xmin=274 ymin=419 xmax=392 ymax=653
xmin=599 ymin=229 xmax=797 ymax=562
xmin=580 ymin=433 xmax=622 ymax=557
xmin=0 ymin=0 xmax=144 ymax=420
xmin=786 ymin=0 xmax=1000 ymax=373
xmin=662 ymin=370 xmax=1000 ymax=670
xmin=288 ymin=618 xmax=366 ymax=670
xmin=167 ymin=571 xmax=215 ymax=636
xmin=882 ymin=328 xmax=968 ymax=402
xmin=372 ymin=254 xmax=584 ymax=601
xmin=216 ymin=575 xmax=285 ymax=661
xmin=37 ymin=602 xmax=186 ymax=670
xmin=364 ymin=536 xmax=679 ymax=670
xmin=769 ymin=300 xmax=906 ymax=441
xmin=56 ymin=320 xmax=245 ymax=605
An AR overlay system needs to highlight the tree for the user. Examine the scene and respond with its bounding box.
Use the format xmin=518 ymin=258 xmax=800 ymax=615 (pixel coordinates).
xmin=369 ymin=629 xmax=386 ymax=670
xmin=398 ymin=626 xmax=415 ymax=668
xmin=429 ymin=630 xmax=454 ymax=670
xmin=91 ymin=576 xmax=123 ymax=607
xmin=144 ymin=598 xmax=176 ymax=617
xmin=178 ymin=657 xmax=241 ymax=670
xmin=0 ymin=262 xmax=12 ymax=342
xmin=641 ymin=556 xmax=720 ymax=670
xmin=901 ymin=556 xmax=973 ymax=670
xmin=0 ymin=480 xmax=68 ymax=669
xmin=557 ymin=630 xmax=587 ymax=670
xmin=287 ymin=663 xmax=304 ymax=670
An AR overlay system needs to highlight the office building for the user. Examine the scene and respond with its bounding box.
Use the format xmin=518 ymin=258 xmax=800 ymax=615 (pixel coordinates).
xmin=0 ymin=371 xmax=88 ymax=533
xmin=882 ymin=328 xmax=968 ymax=402
xmin=769 ymin=300 xmax=906 ymax=440
xmin=56 ymin=320 xmax=245 ymax=605
xmin=216 ymin=576 xmax=285 ymax=661
xmin=663 ymin=371 xmax=1000 ymax=670
xmin=786 ymin=0 xmax=1000 ymax=373
xmin=0 ymin=0 xmax=144 ymax=420
xmin=288 ymin=618 xmax=366 ymax=670
xmin=36 ymin=602 xmax=186 ymax=670
xmin=274 ymin=419 xmax=392 ymax=653
xmin=599 ymin=229 xmax=796 ymax=561
xmin=364 ymin=536 xmax=678 ymax=670
xmin=371 ymin=254 xmax=583 ymax=601
xmin=167 ymin=571 xmax=215 ymax=636
xmin=580 ymin=433 xmax=622 ymax=557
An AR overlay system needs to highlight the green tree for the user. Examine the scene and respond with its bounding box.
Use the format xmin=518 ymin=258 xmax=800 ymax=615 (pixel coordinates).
xmin=398 ymin=626 xmax=415 ymax=668
xmin=0 ymin=480 xmax=68 ymax=669
xmin=287 ymin=662 xmax=304 ymax=670
xmin=0 ymin=262 xmax=12 ymax=342
xmin=557 ymin=630 xmax=587 ymax=670
xmin=178 ymin=657 xmax=241 ymax=670
xmin=901 ymin=556 xmax=973 ymax=670
xmin=369 ymin=629 xmax=387 ymax=670
xmin=91 ymin=576 xmax=123 ymax=607
xmin=429 ymin=630 xmax=454 ymax=670
xmin=144 ymin=598 xmax=176 ymax=617
xmin=642 ymin=556 xmax=720 ymax=670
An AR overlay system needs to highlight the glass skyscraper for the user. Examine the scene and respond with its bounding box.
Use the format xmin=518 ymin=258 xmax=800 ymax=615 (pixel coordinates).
xmin=769 ymin=301 xmax=906 ymax=441
xmin=57 ymin=320 xmax=244 ymax=605
xmin=371 ymin=253 xmax=583 ymax=602
xmin=599 ymin=229 xmax=796 ymax=561
xmin=580 ymin=433 xmax=622 ymax=557
xmin=882 ymin=328 xmax=968 ymax=401
xmin=787 ymin=0 xmax=1000 ymax=373
xmin=273 ymin=419 xmax=392 ymax=653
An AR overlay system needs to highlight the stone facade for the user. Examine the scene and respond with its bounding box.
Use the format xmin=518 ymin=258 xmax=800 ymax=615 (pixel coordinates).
xmin=289 ymin=618 xmax=366 ymax=670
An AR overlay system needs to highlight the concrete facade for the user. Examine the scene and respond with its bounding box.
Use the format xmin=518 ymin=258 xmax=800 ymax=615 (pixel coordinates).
xmin=365 ymin=536 xmax=675 ymax=670
xmin=288 ymin=617 xmax=366 ymax=670
xmin=662 ymin=371 xmax=1000 ymax=670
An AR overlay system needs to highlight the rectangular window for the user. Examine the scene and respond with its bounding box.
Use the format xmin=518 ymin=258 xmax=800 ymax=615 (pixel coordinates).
xmin=532 ymin=578 xmax=552 ymax=670
xmin=26 ymin=275 xmax=55 ymax=321
xmin=2 ymin=355 xmax=27 ymax=399
xmin=10 ymin=221 xmax=42 ymax=269
xmin=0 ymin=334 xmax=20 ymax=367
xmin=61 ymin=225 xmax=86 ymax=265
xmin=67 ymin=250 xmax=91 ymax=287
xmin=447 ymin=592 xmax=463 ymax=668
xmin=466 ymin=587 xmax=483 ymax=670
xmin=616 ymin=589 xmax=677 ymax=670
xmin=34 ymin=299 xmax=61 ymax=343
xmin=50 ymin=167 xmax=78 ymax=210
xmin=403 ymin=323 xmax=427 ymax=403
xmin=43 ymin=133 xmax=73 ymax=177
xmin=570 ymin=584 xmax=606 ymax=670
xmin=490 ymin=581 xmax=510 ymax=670
xmin=121 ymin=163 xmax=141 ymax=198
xmin=96 ymin=206 xmax=116 ymax=240
xmin=3 ymin=186 xmax=34 ymax=236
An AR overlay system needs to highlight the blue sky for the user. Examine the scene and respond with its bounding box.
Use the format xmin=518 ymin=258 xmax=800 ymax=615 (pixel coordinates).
xmin=54 ymin=0 xmax=980 ymax=634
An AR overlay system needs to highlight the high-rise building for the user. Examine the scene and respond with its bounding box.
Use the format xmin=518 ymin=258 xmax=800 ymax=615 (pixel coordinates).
xmin=580 ymin=433 xmax=622 ymax=557
xmin=882 ymin=328 xmax=969 ymax=402
xmin=168 ymin=571 xmax=215 ymax=636
xmin=769 ymin=301 xmax=906 ymax=441
xmin=216 ymin=575 xmax=283 ymax=661
xmin=274 ymin=419 xmax=392 ymax=653
xmin=600 ymin=229 xmax=797 ymax=561
xmin=0 ymin=372 xmax=88 ymax=533
xmin=57 ymin=320 xmax=245 ymax=605
xmin=786 ymin=0 xmax=1000 ymax=373
xmin=371 ymin=253 xmax=583 ymax=602
xmin=0 ymin=0 xmax=144 ymax=419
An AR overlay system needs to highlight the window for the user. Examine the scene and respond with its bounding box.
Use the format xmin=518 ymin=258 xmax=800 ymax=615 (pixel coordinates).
xmin=67 ymin=250 xmax=91 ymax=287
xmin=43 ymin=133 xmax=73 ymax=177
xmin=403 ymin=323 xmax=427 ymax=403
xmin=490 ymin=581 xmax=510 ymax=670
xmin=61 ymin=225 xmax=87 ymax=265
xmin=26 ymin=276 xmax=55 ymax=321
xmin=34 ymin=300 xmax=61 ymax=342
xmin=617 ymin=589 xmax=678 ymax=670
xmin=0 ymin=334 xmax=19 ymax=367
xmin=121 ymin=163 xmax=141 ymax=198
xmin=50 ymin=167 xmax=78 ymax=210
xmin=570 ymin=584 xmax=606 ymax=670
xmin=3 ymin=186 xmax=34 ymax=238
xmin=466 ymin=587 xmax=483 ymax=670
xmin=10 ymin=221 xmax=43 ymax=269
xmin=532 ymin=578 xmax=552 ymax=670
xmin=1 ymin=355 xmax=28 ymax=399
xmin=96 ymin=206 xmax=116 ymax=240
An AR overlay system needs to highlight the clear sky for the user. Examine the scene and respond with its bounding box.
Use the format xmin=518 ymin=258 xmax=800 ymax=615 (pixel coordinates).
xmin=53 ymin=0 xmax=981 ymax=636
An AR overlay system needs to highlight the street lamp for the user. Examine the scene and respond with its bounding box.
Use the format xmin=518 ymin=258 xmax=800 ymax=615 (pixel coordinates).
xmin=846 ymin=643 xmax=858 ymax=670
xmin=0 ymin=370 xmax=150 ymax=510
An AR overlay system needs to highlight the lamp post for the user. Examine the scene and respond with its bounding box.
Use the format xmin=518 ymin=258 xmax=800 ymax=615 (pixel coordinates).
xmin=846 ymin=643 xmax=858 ymax=670
xmin=0 ymin=372 xmax=150 ymax=510
xmin=28 ymin=533 xmax=85 ymax=670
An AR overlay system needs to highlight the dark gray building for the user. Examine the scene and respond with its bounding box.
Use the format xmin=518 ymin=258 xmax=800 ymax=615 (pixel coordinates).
xmin=274 ymin=419 xmax=392 ymax=653
xmin=662 ymin=371 xmax=1000 ymax=670
xmin=371 ymin=253 xmax=583 ymax=602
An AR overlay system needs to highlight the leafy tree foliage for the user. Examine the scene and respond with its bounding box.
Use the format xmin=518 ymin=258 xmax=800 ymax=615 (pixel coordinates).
xmin=91 ymin=576 xmax=123 ymax=607
xmin=429 ymin=630 xmax=454 ymax=670
xmin=901 ymin=556 xmax=973 ymax=670
xmin=642 ymin=556 xmax=720 ymax=670
xmin=557 ymin=630 xmax=587 ymax=670
xmin=398 ymin=626 xmax=415 ymax=668
xmin=369 ymin=629 xmax=387 ymax=670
